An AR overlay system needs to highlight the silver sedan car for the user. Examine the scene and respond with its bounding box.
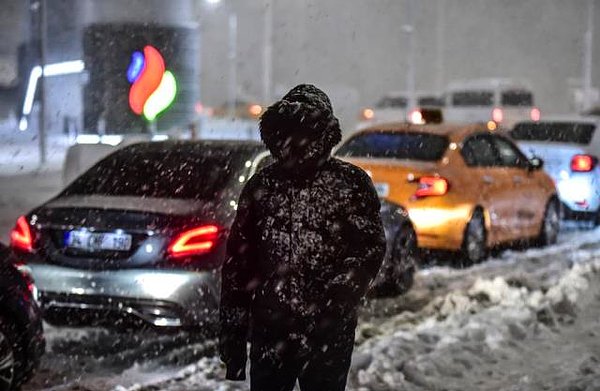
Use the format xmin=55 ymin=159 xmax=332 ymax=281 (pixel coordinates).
xmin=10 ymin=141 xmax=414 ymax=330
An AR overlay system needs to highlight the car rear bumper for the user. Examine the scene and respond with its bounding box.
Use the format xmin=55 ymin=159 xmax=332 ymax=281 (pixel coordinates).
xmin=28 ymin=264 xmax=220 ymax=328
xmin=556 ymin=175 xmax=600 ymax=214
xmin=407 ymin=204 xmax=472 ymax=251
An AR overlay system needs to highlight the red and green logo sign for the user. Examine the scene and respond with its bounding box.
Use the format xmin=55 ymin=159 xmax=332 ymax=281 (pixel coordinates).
xmin=127 ymin=45 xmax=177 ymax=121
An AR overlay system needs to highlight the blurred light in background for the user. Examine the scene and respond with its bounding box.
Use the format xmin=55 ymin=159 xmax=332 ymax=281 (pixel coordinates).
xmin=362 ymin=108 xmax=375 ymax=120
xmin=19 ymin=60 xmax=85 ymax=131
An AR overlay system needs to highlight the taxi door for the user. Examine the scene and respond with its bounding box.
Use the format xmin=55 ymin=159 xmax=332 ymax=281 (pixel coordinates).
xmin=490 ymin=135 xmax=544 ymax=237
xmin=461 ymin=134 xmax=516 ymax=244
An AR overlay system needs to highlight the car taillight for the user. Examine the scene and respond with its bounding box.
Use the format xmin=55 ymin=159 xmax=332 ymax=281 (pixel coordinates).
xmin=492 ymin=107 xmax=503 ymax=123
xmin=14 ymin=262 xmax=38 ymax=299
xmin=10 ymin=216 xmax=33 ymax=252
xmin=409 ymin=109 xmax=425 ymax=125
xmin=571 ymin=154 xmax=596 ymax=172
xmin=415 ymin=177 xmax=449 ymax=198
xmin=530 ymin=107 xmax=541 ymax=121
xmin=168 ymin=225 xmax=220 ymax=258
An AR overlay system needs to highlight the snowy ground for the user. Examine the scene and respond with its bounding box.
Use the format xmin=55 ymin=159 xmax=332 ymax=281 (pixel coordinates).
xmin=2 ymin=171 xmax=600 ymax=391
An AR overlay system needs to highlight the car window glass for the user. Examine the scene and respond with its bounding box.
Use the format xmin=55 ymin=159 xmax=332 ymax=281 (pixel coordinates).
xmin=490 ymin=136 xmax=529 ymax=168
xmin=451 ymin=91 xmax=494 ymax=106
xmin=376 ymin=97 xmax=407 ymax=108
xmin=336 ymin=131 xmax=449 ymax=161
xmin=63 ymin=145 xmax=247 ymax=200
xmin=501 ymin=90 xmax=533 ymax=106
xmin=461 ymin=136 xmax=499 ymax=167
xmin=417 ymin=96 xmax=445 ymax=107
xmin=511 ymin=122 xmax=596 ymax=144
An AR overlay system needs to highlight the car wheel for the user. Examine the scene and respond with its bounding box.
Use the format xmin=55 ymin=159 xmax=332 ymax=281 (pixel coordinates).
xmin=0 ymin=318 xmax=17 ymax=391
xmin=461 ymin=209 xmax=487 ymax=264
xmin=376 ymin=224 xmax=417 ymax=296
xmin=538 ymin=199 xmax=559 ymax=246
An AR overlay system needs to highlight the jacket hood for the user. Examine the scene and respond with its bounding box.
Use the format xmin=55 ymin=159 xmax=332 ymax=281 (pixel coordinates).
xmin=259 ymin=84 xmax=342 ymax=172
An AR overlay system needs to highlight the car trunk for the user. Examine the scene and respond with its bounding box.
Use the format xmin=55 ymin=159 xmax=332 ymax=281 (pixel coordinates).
xmin=343 ymin=158 xmax=439 ymax=204
xmin=32 ymin=195 xmax=224 ymax=270
xmin=516 ymin=141 xmax=586 ymax=180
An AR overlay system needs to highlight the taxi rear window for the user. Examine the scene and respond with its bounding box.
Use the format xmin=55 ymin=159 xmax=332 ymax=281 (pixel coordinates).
xmin=336 ymin=131 xmax=449 ymax=161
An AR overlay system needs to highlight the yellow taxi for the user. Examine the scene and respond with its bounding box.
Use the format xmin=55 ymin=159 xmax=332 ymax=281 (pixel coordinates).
xmin=336 ymin=123 xmax=558 ymax=263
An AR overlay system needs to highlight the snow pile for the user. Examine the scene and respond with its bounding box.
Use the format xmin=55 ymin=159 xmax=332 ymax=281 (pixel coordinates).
xmin=349 ymin=257 xmax=600 ymax=390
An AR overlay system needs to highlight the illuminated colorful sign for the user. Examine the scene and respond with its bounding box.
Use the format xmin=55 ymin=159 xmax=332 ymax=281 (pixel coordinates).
xmin=127 ymin=45 xmax=177 ymax=121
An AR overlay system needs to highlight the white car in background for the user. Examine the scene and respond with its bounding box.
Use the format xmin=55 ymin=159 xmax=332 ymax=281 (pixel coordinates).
xmin=445 ymin=78 xmax=540 ymax=129
xmin=511 ymin=116 xmax=600 ymax=223
xmin=357 ymin=92 xmax=443 ymax=129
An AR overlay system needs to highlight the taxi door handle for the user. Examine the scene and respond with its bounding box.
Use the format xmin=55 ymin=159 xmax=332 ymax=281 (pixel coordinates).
xmin=482 ymin=175 xmax=494 ymax=184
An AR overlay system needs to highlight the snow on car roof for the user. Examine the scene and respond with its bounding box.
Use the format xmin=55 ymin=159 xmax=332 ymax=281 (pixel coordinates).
xmin=447 ymin=78 xmax=532 ymax=91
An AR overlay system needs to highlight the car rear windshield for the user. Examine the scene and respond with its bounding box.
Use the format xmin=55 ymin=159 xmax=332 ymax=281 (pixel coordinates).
xmin=451 ymin=91 xmax=494 ymax=106
xmin=376 ymin=96 xmax=408 ymax=108
xmin=511 ymin=122 xmax=596 ymax=145
xmin=336 ymin=131 xmax=449 ymax=161
xmin=63 ymin=145 xmax=247 ymax=199
xmin=501 ymin=90 xmax=533 ymax=106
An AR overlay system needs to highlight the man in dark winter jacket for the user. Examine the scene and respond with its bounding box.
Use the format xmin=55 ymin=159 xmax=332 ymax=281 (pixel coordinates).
xmin=219 ymin=84 xmax=386 ymax=391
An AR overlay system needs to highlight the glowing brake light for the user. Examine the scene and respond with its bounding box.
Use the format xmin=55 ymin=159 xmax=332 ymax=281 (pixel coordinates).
xmin=571 ymin=154 xmax=596 ymax=172
xmin=10 ymin=216 xmax=33 ymax=252
xmin=492 ymin=107 xmax=503 ymax=123
xmin=168 ymin=225 xmax=220 ymax=258
xmin=414 ymin=177 xmax=449 ymax=198
xmin=530 ymin=107 xmax=541 ymax=122
xmin=409 ymin=109 xmax=425 ymax=125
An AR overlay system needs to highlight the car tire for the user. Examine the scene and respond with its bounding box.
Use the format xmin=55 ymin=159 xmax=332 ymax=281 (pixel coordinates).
xmin=461 ymin=209 xmax=487 ymax=265
xmin=537 ymin=199 xmax=559 ymax=246
xmin=376 ymin=224 xmax=417 ymax=296
xmin=0 ymin=317 xmax=18 ymax=391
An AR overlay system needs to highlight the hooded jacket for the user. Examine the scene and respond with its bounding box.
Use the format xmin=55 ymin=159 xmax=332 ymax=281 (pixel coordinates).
xmin=219 ymin=84 xmax=386 ymax=380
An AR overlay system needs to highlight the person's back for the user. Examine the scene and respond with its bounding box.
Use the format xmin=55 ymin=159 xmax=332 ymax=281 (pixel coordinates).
xmin=219 ymin=84 xmax=386 ymax=391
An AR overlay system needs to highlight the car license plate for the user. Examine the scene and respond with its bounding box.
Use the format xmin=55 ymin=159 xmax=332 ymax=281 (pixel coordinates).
xmin=374 ymin=182 xmax=390 ymax=197
xmin=65 ymin=230 xmax=132 ymax=251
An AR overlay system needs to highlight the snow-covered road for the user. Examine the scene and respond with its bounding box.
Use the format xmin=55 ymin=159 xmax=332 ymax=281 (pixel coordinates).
xmin=3 ymin=172 xmax=600 ymax=391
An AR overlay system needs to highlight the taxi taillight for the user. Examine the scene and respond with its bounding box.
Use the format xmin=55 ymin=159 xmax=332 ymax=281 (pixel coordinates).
xmin=415 ymin=177 xmax=449 ymax=198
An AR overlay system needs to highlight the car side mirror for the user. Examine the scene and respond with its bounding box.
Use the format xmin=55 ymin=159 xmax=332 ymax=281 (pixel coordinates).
xmin=528 ymin=157 xmax=544 ymax=171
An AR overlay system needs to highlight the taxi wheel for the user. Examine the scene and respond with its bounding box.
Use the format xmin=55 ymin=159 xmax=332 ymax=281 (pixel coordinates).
xmin=538 ymin=199 xmax=559 ymax=246
xmin=461 ymin=209 xmax=487 ymax=264
xmin=377 ymin=225 xmax=417 ymax=296
xmin=390 ymin=225 xmax=417 ymax=295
